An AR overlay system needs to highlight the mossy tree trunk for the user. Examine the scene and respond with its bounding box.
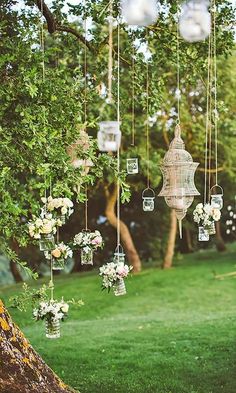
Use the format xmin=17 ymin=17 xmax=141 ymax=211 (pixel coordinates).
xmin=215 ymin=221 xmax=227 ymax=252
xmin=163 ymin=210 xmax=177 ymax=269
xmin=105 ymin=185 xmax=142 ymax=273
xmin=0 ymin=300 xmax=77 ymax=393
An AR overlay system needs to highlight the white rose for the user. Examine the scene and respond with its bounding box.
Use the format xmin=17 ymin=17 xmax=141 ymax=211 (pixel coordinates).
xmin=61 ymin=206 xmax=67 ymax=215
xmin=41 ymin=223 xmax=53 ymax=234
xmin=61 ymin=303 xmax=69 ymax=313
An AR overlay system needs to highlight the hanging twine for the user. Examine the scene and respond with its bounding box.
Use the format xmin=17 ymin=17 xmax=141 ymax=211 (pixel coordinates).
xmin=116 ymin=17 xmax=121 ymax=250
xmin=146 ymin=57 xmax=150 ymax=189
xmin=204 ymin=33 xmax=212 ymax=205
xmin=131 ymin=36 xmax=135 ymax=147
xmin=108 ymin=0 xmax=113 ymax=103
xmin=213 ymin=0 xmax=219 ymax=186
xmin=40 ymin=0 xmax=45 ymax=82
xmin=84 ymin=0 xmax=89 ymax=230
xmin=176 ymin=11 xmax=180 ymax=125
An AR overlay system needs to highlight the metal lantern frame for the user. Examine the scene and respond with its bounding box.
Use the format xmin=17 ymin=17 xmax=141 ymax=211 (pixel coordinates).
xmin=97 ymin=121 xmax=121 ymax=152
xmin=179 ymin=0 xmax=211 ymax=43
xmin=158 ymin=125 xmax=200 ymax=237
xmin=127 ymin=158 xmax=139 ymax=175
xmin=113 ymin=244 xmax=126 ymax=264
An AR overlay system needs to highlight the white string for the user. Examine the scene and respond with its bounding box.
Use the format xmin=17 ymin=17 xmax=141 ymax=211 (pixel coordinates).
xmin=204 ymin=34 xmax=212 ymax=205
xmin=117 ymin=18 xmax=121 ymax=248
xmin=213 ymin=0 xmax=218 ymax=186
xmin=176 ymin=4 xmax=180 ymax=125
xmin=108 ymin=0 xmax=113 ymax=103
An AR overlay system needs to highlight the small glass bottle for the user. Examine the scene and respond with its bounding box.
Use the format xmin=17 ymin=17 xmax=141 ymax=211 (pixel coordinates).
xmin=39 ymin=234 xmax=55 ymax=252
xmin=45 ymin=319 xmax=60 ymax=339
xmin=81 ymin=248 xmax=94 ymax=265
xmin=198 ymin=226 xmax=209 ymax=242
xmin=114 ymin=279 xmax=127 ymax=297
xmin=52 ymin=258 xmax=65 ymax=271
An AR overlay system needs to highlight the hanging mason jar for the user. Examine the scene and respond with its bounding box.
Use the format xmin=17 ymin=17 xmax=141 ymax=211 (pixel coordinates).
xmin=206 ymin=221 xmax=216 ymax=235
xmin=113 ymin=278 xmax=127 ymax=297
xmin=81 ymin=248 xmax=94 ymax=265
xmin=179 ymin=0 xmax=211 ymax=43
xmin=142 ymin=188 xmax=155 ymax=212
xmin=52 ymin=258 xmax=65 ymax=271
xmin=45 ymin=319 xmax=60 ymax=339
xmin=113 ymin=245 xmax=126 ymax=264
xmin=59 ymin=215 xmax=66 ymax=225
xmin=127 ymin=158 xmax=139 ymax=175
xmin=39 ymin=234 xmax=55 ymax=252
xmin=121 ymin=0 xmax=158 ymax=26
xmin=210 ymin=185 xmax=224 ymax=210
xmin=97 ymin=121 xmax=121 ymax=152
xmin=198 ymin=226 xmax=209 ymax=242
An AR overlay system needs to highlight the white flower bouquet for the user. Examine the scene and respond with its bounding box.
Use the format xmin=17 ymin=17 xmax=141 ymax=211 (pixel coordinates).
xmin=73 ymin=230 xmax=103 ymax=252
xmin=41 ymin=196 xmax=74 ymax=224
xmin=28 ymin=213 xmax=57 ymax=240
xmin=193 ymin=203 xmax=221 ymax=228
xmin=33 ymin=299 xmax=69 ymax=322
xmin=99 ymin=261 xmax=132 ymax=292
xmin=45 ymin=242 xmax=73 ymax=270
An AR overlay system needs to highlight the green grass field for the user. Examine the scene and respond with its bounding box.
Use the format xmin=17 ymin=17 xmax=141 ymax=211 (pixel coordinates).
xmin=1 ymin=246 xmax=236 ymax=393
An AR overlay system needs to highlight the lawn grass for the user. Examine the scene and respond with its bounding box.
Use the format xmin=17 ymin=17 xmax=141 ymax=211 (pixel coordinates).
xmin=1 ymin=245 xmax=236 ymax=393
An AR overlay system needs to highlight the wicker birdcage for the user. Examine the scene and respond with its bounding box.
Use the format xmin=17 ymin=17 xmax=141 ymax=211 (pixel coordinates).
xmin=158 ymin=124 xmax=200 ymax=237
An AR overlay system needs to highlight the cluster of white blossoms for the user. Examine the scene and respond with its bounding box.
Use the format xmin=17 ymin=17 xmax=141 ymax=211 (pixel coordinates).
xmin=41 ymin=196 xmax=74 ymax=218
xmin=45 ymin=242 xmax=73 ymax=260
xmin=99 ymin=262 xmax=132 ymax=289
xmin=28 ymin=213 xmax=58 ymax=239
xmin=73 ymin=230 xmax=103 ymax=253
xmin=193 ymin=203 xmax=221 ymax=227
xmin=33 ymin=300 xmax=69 ymax=322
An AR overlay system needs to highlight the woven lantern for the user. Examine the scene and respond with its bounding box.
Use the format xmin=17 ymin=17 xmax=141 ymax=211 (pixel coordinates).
xmin=179 ymin=0 xmax=211 ymax=43
xmin=158 ymin=125 xmax=200 ymax=238
xmin=121 ymin=0 xmax=158 ymax=26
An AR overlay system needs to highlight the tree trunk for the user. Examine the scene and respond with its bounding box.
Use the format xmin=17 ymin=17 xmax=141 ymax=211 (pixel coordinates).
xmin=10 ymin=239 xmax=23 ymax=283
xmin=185 ymin=226 xmax=194 ymax=253
xmin=0 ymin=300 xmax=77 ymax=393
xmin=163 ymin=209 xmax=177 ymax=269
xmin=105 ymin=186 xmax=142 ymax=273
xmin=215 ymin=221 xmax=227 ymax=252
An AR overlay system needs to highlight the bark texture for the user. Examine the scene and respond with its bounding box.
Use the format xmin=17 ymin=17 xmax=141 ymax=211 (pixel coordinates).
xmin=105 ymin=186 xmax=142 ymax=273
xmin=215 ymin=221 xmax=227 ymax=252
xmin=0 ymin=300 xmax=77 ymax=393
xmin=163 ymin=209 xmax=177 ymax=269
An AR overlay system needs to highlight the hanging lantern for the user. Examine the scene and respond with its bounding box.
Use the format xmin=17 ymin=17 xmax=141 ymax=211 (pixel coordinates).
xmin=127 ymin=158 xmax=139 ymax=175
xmin=121 ymin=0 xmax=158 ymax=26
xmin=158 ymin=125 xmax=200 ymax=238
xmin=210 ymin=185 xmax=224 ymax=210
xmin=113 ymin=245 xmax=126 ymax=264
xmin=142 ymin=188 xmax=155 ymax=212
xmin=39 ymin=234 xmax=55 ymax=252
xmin=179 ymin=0 xmax=211 ymax=43
xmin=97 ymin=121 xmax=121 ymax=152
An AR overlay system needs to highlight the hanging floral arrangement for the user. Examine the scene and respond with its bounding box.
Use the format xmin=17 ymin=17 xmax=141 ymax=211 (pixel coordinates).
xmin=73 ymin=230 xmax=103 ymax=265
xmin=99 ymin=261 xmax=132 ymax=296
xmin=193 ymin=203 xmax=221 ymax=240
xmin=28 ymin=213 xmax=58 ymax=251
xmin=42 ymin=196 xmax=74 ymax=224
xmin=45 ymin=242 xmax=73 ymax=271
xmin=33 ymin=299 xmax=69 ymax=339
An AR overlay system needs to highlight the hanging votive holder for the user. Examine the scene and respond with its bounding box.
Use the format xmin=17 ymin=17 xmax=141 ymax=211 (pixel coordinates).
xmin=142 ymin=188 xmax=155 ymax=212
xmin=39 ymin=234 xmax=55 ymax=252
xmin=45 ymin=319 xmax=60 ymax=339
xmin=206 ymin=221 xmax=216 ymax=236
xmin=52 ymin=258 xmax=65 ymax=271
xmin=113 ymin=278 xmax=127 ymax=297
xmin=127 ymin=158 xmax=139 ymax=175
xmin=81 ymin=248 xmax=94 ymax=266
xmin=210 ymin=185 xmax=224 ymax=210
xmin=198 ymin=226 xmax=209 ymax=242
xmin=97 ymin=121 xmax=121 ymax=152
xmin=113 ymin=245 xmax=126 ymax=264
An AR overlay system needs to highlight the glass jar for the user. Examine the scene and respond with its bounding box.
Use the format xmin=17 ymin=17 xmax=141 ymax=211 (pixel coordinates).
xmin=97 ymin=121 xmax=121 ymax=152
xmin=59 ymin=214 xmax=66 ymax=225
xmin=206 ymin=221 xmax=216 ymax=235
xmin=142 ymin=188 xmax=155 ymax=212
xmin=52 ymin=258 xmax=65 ymax=271
xmin=113 ymin=279 xmax=127 ymax=297
xmin=81 ymin=248 xmax=94 ymax=265
xmin=198 ymin=226 xmax=209 ymax=242
xmin=127 ymin=158 xmax=139 ymax=175
xmin=39 ymin=234 xmax=55 ymax=252
xmin=45 ymin=319 xmax=60 ymax=339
